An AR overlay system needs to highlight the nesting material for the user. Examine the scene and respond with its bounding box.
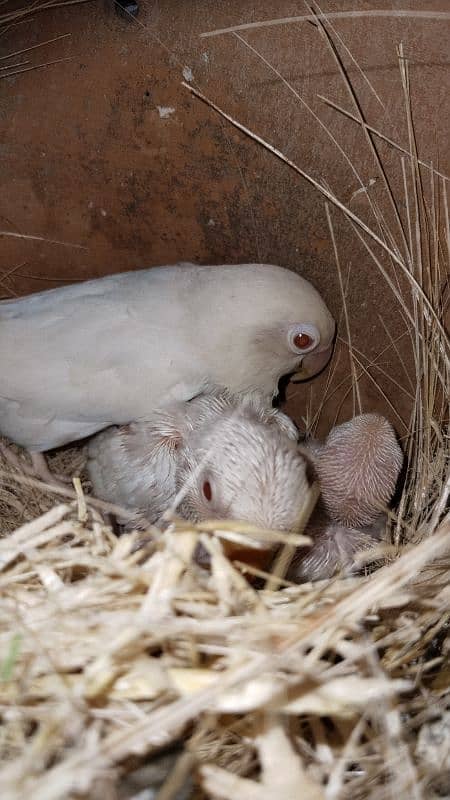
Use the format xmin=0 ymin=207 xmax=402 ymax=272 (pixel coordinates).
xmin=0 ymin=442 xmax=86 ymax=533
xmin=1 ymin=14 xmax=449 ymax=800
xmin=0 ymin=493 xmax=448 ymax=800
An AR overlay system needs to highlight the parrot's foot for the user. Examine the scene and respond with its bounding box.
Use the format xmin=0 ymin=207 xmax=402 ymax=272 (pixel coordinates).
xmin=0 ymin=444 xmax=72 ymax=487
xmin=30 ymin=452 xmax=73 ymax=486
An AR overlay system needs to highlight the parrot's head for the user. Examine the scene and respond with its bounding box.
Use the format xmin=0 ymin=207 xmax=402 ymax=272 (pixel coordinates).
xmin=175 ymin=407 xmax=311 ymax=541
xmin=193 ymin=264 xmax=336 ymax=402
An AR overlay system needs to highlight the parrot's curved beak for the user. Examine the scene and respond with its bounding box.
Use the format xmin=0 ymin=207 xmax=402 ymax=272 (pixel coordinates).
xmin=291 ymin=340 xmax=334 ymax=383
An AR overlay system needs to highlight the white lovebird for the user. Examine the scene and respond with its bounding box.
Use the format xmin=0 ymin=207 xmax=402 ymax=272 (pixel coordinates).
xmin=0 ymin=263 xmax=334 ymax=481
xmin=0 ymin=263 xmax=334 ymax=451
xmin=87 ymin=389 xmax=311 ymax=536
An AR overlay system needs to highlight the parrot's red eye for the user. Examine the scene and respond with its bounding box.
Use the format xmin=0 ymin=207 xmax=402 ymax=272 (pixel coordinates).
xmin=202 ymin=480 xmax=212 ymax=501
xmin=289 ymin=324 xmax=320 ymax=355
xmin=293 ymin=332 xmax=313 ymax=349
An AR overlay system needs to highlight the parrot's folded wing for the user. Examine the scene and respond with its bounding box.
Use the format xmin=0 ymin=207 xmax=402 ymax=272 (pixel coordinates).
xmin=0 ymin=268 xmax=200 ymax=450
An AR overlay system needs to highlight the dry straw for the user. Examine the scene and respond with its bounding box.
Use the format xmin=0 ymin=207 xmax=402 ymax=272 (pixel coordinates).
xmin=0 ymin=4 xmax=449 ymax=799
xmin=0 ymin=1 xmax=92 ymax=28
xmin=0 ymin=3 xmax=86 ymax=84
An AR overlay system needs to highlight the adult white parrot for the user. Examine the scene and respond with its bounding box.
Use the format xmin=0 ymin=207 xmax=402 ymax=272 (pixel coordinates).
xmin=0 ymin=263 xmax=335 ymax=477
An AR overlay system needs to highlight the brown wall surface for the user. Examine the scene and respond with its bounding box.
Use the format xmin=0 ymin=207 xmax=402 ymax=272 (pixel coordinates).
xmin=1 ymin=1 xmax=448 ymax=437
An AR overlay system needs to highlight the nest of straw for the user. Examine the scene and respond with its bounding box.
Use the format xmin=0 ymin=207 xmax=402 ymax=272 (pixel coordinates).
xmin=0 ymin=8 xmax=449 ymax=800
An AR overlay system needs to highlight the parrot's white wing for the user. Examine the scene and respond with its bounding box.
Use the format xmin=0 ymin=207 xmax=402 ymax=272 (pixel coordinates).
xmin=0 ymin=266 xmax=207 ymax=450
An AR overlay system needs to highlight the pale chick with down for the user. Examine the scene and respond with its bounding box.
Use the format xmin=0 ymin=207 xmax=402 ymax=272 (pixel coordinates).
xmin=289 ymin=413 xmax=404 ymax=581
xmin=0 ymin=263 xmax=335 ymax=483
xmin=87 ymin=390 xmax=312 ymax=542
xmin=88 ymin=398 xmax=403 ymax=581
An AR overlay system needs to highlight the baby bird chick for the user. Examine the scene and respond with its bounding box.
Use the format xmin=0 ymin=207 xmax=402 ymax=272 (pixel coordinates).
xmin=87 ymin=390 xmax=311 ymax=540
xmin=312 ymin=413 xmax=403 ymax=527
xmin=289 ymin=413 xmax=404 ymax=581
xmin=287 ymin=510 xmax=387 ymax=582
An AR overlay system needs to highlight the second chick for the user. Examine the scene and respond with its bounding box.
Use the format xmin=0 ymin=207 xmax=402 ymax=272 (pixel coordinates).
xmin=87 ymin=389 xmax=311 ymax=542
xmin=289 ymin=413 xmax=404 ymax=581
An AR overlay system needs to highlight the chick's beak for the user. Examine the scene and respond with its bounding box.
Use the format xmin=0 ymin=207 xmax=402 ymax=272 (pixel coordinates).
xmin=291 ymin=340 xmax=334 ymax=383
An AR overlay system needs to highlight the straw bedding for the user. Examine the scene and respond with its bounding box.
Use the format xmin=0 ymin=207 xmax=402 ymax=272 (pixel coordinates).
xmin=0 ymin=6 xmax=449 ymax=800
